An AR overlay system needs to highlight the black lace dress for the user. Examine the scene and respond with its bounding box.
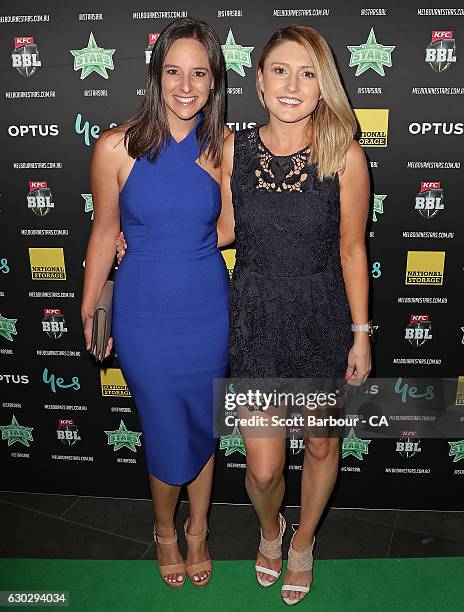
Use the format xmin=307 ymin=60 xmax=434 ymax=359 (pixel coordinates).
xmin=229 ymin=127 xmax=353 ymax=383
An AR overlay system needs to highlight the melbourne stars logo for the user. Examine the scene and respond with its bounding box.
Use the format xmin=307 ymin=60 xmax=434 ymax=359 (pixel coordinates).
xmin=0 ymin=415 xmax=33 ymax=447
xmin=347 ymin=28 xmax=395 ymax=76
xmin=0 ymin=314 xmax=17 ymax=341
xmin=342 ymin=428 xmax=371 ymax=459
xmin=82 ymin=194 xmax=94 ymax=219
xmin=105 ymin=420 xmax=142 ymax=452
xmin=449 ymin=440 xmax=464 ymax=462
xmin=221 ymin=29 xmax=253 ymax=77
xmin=220 ymin=424 xmax=246 ymax=456
xmin=70 ymin=32 xmax=115 ymax=79
xmin=372 ymin=194 xmax=387 ymax=222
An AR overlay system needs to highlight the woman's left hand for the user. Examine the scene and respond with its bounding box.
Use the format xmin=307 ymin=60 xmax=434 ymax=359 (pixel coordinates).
xmin=344 ymin=336 xmax=372 ymax=386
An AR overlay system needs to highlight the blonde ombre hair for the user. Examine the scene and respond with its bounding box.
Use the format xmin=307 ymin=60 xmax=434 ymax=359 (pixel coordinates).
xmin=257 ymin=25 xmax=357 ymax=180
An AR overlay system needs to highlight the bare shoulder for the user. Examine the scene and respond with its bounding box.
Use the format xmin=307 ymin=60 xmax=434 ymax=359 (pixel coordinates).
xmin=223 ymin=124 xmax=232 ymax=139
xmin=93 ymin=124 xmax=131 ymax=160
xmin=339 ymin=139 xmax=368 ymax=181
xmin=223 ymin=130 xmax=235 ymax=153
xmin=344 ymin=139 xmax=367 ymax=169
xmin=222 ymin=131 xmax=235 ymax=174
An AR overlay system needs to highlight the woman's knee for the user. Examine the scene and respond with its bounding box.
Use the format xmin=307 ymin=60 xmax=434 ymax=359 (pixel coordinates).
xmin=305 ymin=437 xmax=339 ymax=461
xmin=246 ymin=463 xmax=283 ymax=492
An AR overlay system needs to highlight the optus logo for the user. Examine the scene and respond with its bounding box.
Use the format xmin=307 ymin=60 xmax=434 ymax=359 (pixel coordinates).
xmin=409 ymin=122 xmax=463 ymax=135
xmin=0 ymin=374 xmax=29 ymax=384
xmin=8 ymin=124 xmax=59 ymax=137
xmin=75 ymin=113 xmax=117 ymax=146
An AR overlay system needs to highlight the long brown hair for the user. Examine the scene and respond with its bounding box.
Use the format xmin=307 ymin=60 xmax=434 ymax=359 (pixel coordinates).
xmin=124 ymin=18 xmax=226 ymax=167
xmin=257 ymin=25 xmax=357 ymax=179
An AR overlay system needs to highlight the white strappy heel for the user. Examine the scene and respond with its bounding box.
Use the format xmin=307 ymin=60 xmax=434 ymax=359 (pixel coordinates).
xmin=281 ymin=532 xmax=315 ymax=605
xmin=255 ymin=513 xmax=286 ymax=587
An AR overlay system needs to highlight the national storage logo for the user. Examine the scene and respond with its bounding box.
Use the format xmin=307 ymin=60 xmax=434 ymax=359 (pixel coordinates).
xmin=405 ymin=251 xmax=445 ymax=285
xmin=456 ymin=376 xmax=464 ymax=406
xmin=354 ymin=109 xmax=389 ymax=147
xmin=100 ymin=368 xmax=131 ymax=397
xmin=29 ymin=248 xmax=66 ymax=280
xmin=221 ymin=248 xmax=236 ymax=281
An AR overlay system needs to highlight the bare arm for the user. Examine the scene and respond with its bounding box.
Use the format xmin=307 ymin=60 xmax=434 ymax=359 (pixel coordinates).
xmin=217 ymin=131 xmax=235 ymax=248
xmin=338 ymin=139 xmax=371 ymax=383
xmin=81 ymin=130 xmax=124 ymax=350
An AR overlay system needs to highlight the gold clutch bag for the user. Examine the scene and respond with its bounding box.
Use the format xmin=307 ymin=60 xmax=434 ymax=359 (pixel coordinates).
xmin=90 ymin=280 xmax=114 ymax=362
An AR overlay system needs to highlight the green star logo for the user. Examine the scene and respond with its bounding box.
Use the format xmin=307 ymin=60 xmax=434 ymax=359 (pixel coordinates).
xmin=342 ymin=428 xmax=371 ymax=460
xmin=449 ymin=440 xmax=464 ymax=462
xmin=372 ymin=194 xmax=387 ymax=222
xmin=82 ymin=194 xmax=94 ymax=220
xmin=0 ymin=314 xmax=17 ymax=341
xmin=347 ymin=28 xmax=395 ymax=76
xmin=221 ymin=29 xmax=254 ymax=77
xmin=220 ymin=424 xmax=246 ymax=456
xmin=70 ymin=32 xmax=115 ymax=79
xmin=0 ymin=415 xmax=33 ymax=447
xmin=105 ymin=420 xmax=142 ymax=452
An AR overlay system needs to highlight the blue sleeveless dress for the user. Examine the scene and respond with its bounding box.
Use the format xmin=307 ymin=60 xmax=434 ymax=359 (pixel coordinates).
xmin=112 ymin=115 xmax=229 ymax=485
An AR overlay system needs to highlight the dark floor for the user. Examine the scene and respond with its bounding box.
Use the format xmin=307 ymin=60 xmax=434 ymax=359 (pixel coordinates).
xmin=1 ymin=491 xmax=464 ymax=561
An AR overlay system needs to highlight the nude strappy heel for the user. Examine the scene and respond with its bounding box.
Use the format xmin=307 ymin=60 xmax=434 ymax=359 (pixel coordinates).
xmin=184 ymin=517 xmax=212 ymax=588
xmin=153 ymin=527 xmax=186 ymax=589
xmin=255 ymin=512 xmax=287 ymax=587
xmin=281 ymin=532 xmax=315 ymax=605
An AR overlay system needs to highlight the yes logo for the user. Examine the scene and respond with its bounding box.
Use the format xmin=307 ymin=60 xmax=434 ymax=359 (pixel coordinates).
xmin=27 ymin=181 xmax=54 ymax=217
xmin=75 ymin=113 xmax=117 ymax=146
xmin=12 ymin=36 xmax=41 ymax=77
xmin=42 ymin=367 xmax=80 ymax=393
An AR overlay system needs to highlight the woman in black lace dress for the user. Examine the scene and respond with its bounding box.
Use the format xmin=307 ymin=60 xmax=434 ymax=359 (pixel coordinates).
xmin=218 ymin=25 xmax=371 ymax=604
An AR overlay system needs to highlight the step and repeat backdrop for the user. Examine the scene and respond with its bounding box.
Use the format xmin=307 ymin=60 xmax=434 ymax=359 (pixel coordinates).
xmin=1 ymin=1 xmax=463 ymax=510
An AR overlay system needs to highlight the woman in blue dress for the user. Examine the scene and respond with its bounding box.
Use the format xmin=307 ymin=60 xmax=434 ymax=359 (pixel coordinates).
xmin=81 ymin=18 xmax=230 ymax=589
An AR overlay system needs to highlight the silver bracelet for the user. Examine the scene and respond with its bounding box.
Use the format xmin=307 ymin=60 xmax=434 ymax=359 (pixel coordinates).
xmin=351 ymin=321 xmax=373 ymax=336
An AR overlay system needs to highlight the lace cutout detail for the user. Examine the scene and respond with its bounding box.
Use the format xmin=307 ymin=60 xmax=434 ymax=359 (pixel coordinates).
xmin=254 ymin=131 xmax=311 ymax=193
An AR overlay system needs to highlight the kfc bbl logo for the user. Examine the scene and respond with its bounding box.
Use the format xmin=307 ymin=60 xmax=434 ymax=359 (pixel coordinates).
xmin=57 ymin=419 xmax=81 ymax=446
xmin=405 ymin=314 xmax=432 ymax=347
xmin=288 ymin=412 xmax=304 ymax=455
xmin=42 ymin=308 xmax=68 ymax=339
xmin=27 ymin=181 xmax=54 ymax=217
xmin=425 ymin=31 xmax=456 ymax=72
xmin=396 ymin=431 xmax=421 ymax=458
xmin=145 ymin=33 xmax=159 ymax=64
xmin=415 ymin=181 xmax=444 ymax=219
xmin=12 ymin=36 xmax=41 ymax=77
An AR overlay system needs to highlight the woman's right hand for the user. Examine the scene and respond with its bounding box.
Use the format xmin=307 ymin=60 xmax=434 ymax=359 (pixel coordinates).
xmin=116 ymin=231 xmax=127 ymax=264
xmin=82 ymin=311 xmax=113 ymax=359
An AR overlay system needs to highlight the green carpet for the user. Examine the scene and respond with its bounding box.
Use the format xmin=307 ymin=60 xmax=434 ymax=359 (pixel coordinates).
xmin=0 ymin=558 xmax=461 ymax=611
